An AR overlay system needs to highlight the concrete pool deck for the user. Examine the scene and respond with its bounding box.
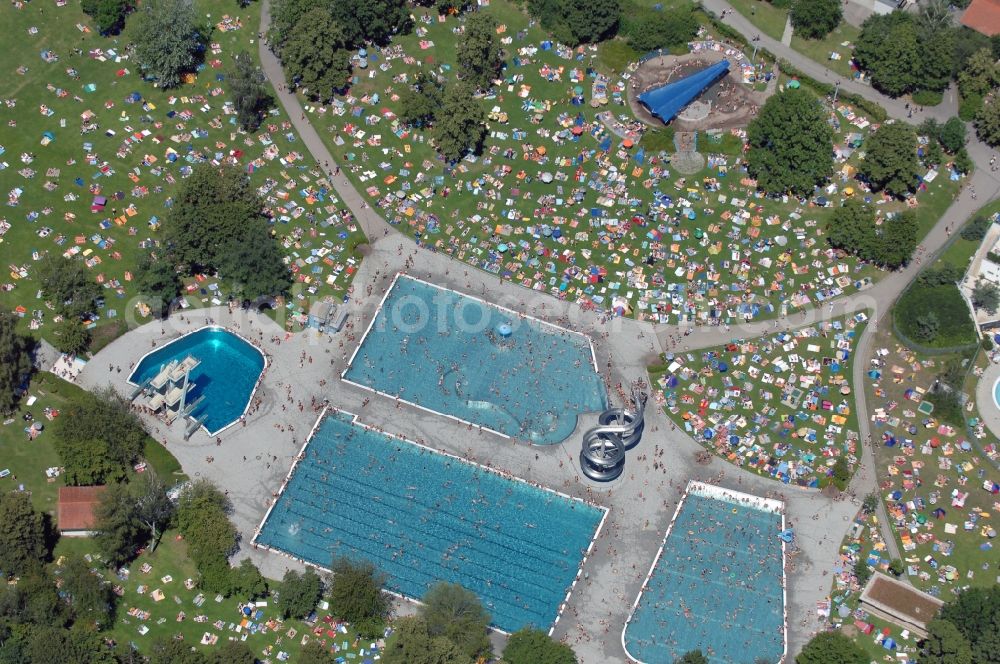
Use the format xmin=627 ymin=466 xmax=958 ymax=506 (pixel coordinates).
xmin=975 ymin=361 xmax=1000 ymax=442
xmin=80 ymin=232 xmax=860 ymax=662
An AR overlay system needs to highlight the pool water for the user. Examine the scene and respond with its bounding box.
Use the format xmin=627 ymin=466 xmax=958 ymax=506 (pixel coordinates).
xmin=255 ymin=414 xmax=605 ymax=632
xmin=343 ymin=276 xmax=607 ymax=444
xmin=623 ymin=492 xmax=784 ymax=664
xmin=128 ymin=327 xmax=265 ymax=435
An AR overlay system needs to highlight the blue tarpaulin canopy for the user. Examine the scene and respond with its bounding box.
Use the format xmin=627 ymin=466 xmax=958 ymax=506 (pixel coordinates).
xmin=637 ymin=60 xmax=731 ymax=124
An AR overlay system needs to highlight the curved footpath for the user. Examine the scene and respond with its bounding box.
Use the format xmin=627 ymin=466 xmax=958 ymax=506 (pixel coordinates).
xmin=254 ymin=1 xmax=999 ymax=659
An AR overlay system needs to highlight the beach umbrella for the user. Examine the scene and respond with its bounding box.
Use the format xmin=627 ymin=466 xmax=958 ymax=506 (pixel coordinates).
xmin=540 ymin=172 xmax=554 ymax=183
xmin=788 ymin=79 xmax=801 ymax=89
xmin=573 ymin=86 xmax=584 ymax=95
xmin=622 ymin=138 xmax=634 ymax=148
xmin=536 ymin=145 xmax=547 ymax=155
xmin=571 ymin=126 xmax=584 ymax=135
xmin=552 ymin=228 xmax=561 ymax=239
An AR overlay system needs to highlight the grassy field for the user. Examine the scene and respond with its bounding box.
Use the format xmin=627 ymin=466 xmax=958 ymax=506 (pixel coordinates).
xmin=295 ymin=0 xmax=954 ymax=326
xmin=725 ymin=0 xmax=789 ymax=41
xmin=0 ymin=0 xmax=366 ymax=349
xmin=790 ymin=22 xmax=861 ymax=80
xmin=53 ymin=535 xmax=375 ymax=662
xmin=651 ymin=313 xmax=869 ymax=486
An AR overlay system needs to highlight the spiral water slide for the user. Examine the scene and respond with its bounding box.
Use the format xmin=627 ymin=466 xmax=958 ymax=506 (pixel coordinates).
xmin=580 ymin=388 xmax=647 ymax=481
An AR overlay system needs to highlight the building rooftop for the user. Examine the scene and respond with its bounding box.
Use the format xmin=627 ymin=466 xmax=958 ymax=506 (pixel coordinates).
xmin=859 ymin=573 xmax=944 ymax=632
xmin=961 ymin=0 xmax=1000 ymax=36
xmin=57 ymin=485 xmax=107 ymax=532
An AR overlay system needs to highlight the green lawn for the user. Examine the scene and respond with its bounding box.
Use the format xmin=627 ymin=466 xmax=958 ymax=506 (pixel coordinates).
xmin=725 ymin=0 xmax=789 ymax=41
xmin=652 ymin=313 xmax=869 ymax=487
xmin=0 ymin=0 xmax=365 ymax=350
xmin=53 ymin=535 xmax=375 ymax=663
xmin=790 ymin=22 xmax=861 ymax=80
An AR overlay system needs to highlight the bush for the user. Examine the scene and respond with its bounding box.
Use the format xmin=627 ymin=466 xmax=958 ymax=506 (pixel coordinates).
xmin=912 ymin=89 xmax=944 ymax=107
xmin=895 ymin=283 xmax=977 ymax=348
xmin=327 ymin=557 xmax=390 ymax=636
xmin=961 ymin=215 xmax=991 ymax=241
xmin=959 ymin=93 xmax=983 ymax=122
xmin=278 ymin=568 xmax=323 ymax=620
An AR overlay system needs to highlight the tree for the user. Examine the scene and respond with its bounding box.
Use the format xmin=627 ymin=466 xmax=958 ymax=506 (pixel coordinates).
xmin=0 ymin=569 xmax=67 ymax=627
xmin=914 ymin=310 xmax=940 ymax=341
xmin=164 ymin=164 xmax=292 ymax=299
xmin=329 ymin=0 xmax=413 ymax=47
xmin=128 ymin=470 xmax=174 ymax=552
xmin=875 ymin=211 xmax=918 ymax=269
xmin=976 ymin=94 xmax=1000 ymax=147
xmin=973 ymin=280 xmax=1000 ymax=314
xmin=939 ymin=585 xmax=1000 ymax=663
xmin=207 ymin=640 xmax=256 ymax=664
xmin=861 ymin=492 xmax=879 ymax=514
xmin=148 ymin=638 xmax=208 ymax=664
xmin=229 ymin=558 xmax=267 ymax=599
xmin=527 ymin=0 xmax=620 ymax=46
xmin=827 ymin=199 xmax=878 ymax=259
xmin=0 ymin=491 xmax=50 ymax=577
xmin=456 ymin=13 xmax=503 ymax=91
xmin=382 ymin=616 xmax=466 ymax=664
xmin=35 ymin=255 xmax=101 ymax=318
xmin=958 ymin=47 xmax=999 ymax=99
xmin=280 ymin=9 xmax=352 ymax=101
xmin=298 ymin=641 xmax=336 ymax=664
xmin=434 ymin=81 xmax=487 ymax=162
xmin=887 ymin=558 xmax=904 ymax=577
xmin=420 ymin=582 xmax=491 ymax=661
xmin=918 ymin=25 xmax=956 ymax=93
xmin=53 ymin=387 xmax=147 ymax=486
xmin=227 ymin=51 xmax=272 ymax=132
xmin=854 ymin=12 xmax=920 ymax=97
xmin=94 ymin=482 xmax=143 ymax=567
xmin=853 ymin=557 xmax=872 ymax=586
xmin=791 ymin=0 xmax=842 ymax=40
xmin=961 ymin=215 xmax=991 ymax=242
xmin=51 ymin=318 xmax=91 ymax=356
xmin=268 ymin=0 xmax=315 ymax=51
xmin=939 ymin=118 xmax=967 ymax=153
xmin=746 ymin=89 xmax=833 ymax=195
xmin=279 ymin=568 xmax=323 ymax=619
xmin=625 ymin=9 xmax=697 ymax=52
xmin=176 ymin=480 xmax=237 ymax=563
xmin=796 ymin=631 xmax=868 ymax=664
xmin=830 ymin=455 xmax=850 ymax=489
xmin=327 ymin=556 xmax=390 ymax=635
xmin=675 ymin=651 xmax=709 ymax=664
xmin=81 ymin=0 xmax=133 ymax=35
xmin=60 ymin=555 xmax=114 ymax=628
xmin=128 ymin=0 xmax=203 ymax=89
xmin=922 ymin=618 xmax=973 ymax=664
xmin=0 ymin=313 xmax=33 ymax=415
xmin=503 ymin=628 xmax=577 ymax=664
xmin=861 ymin=122 xmax=918 ymax=197
xmin=134 ymin=253 xmax=180 ymax=319
xmin=398 ymin=73 xmax=444 ymax=127
xmin=1 ymin=624 xmax=119 ymax=664
xmin=954 ymin=147 xmax=974 ymax=174
xmin=923 ymin=139 xmax=943 ymax=168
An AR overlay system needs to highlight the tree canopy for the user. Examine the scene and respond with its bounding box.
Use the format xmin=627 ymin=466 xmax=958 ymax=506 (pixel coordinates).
xmin=434 ymin=81 xmax=487 ymax=162
xmin=81 ymin=0 xmax=133 ymax=35
xmin=938 ymin=585 xmax=1000 ymax=663
xmin=456 ymin=13 xmax=504 ymax=90
xmin=624 ymin=9 xmax=698 ymax=53
xmin=938 ymin=117 xmax=966 ymax=153
xmin=327 ymin=557 xmax=390 ymax=636
xmin=826 ymin=199 xmax=917 ymax=269
xmin=94 ymin=471 xmax=174 ymax=567
xmin=278 ymin=568 xmax=323 ymax=620
xmin=280 ymin=8 xmax=352 ymax=101
xmin=976 ymin=94 xmax=1000 ymax=147
xmin=675 ymin=651 xmax=709 ymax=664
xmin=860 ymin=122 xmax=918 ymax=197
xmin=227 ymin=51 xmax=273 ymax=132
xmin=134 ymin=253 xmax=181 ymax=319
xmin=796 ymin=631 xmax=868 ymax=664
xmin=53 ymin=387 xmax=148 ymax=486
xmin=420 ymin=582 xmax=492 ymax=661
xmin=35 ymin=254 xmax=101 ymax=319
xmin=790 ymin=0 xmax=842 ymax=40
xmin=398 ymin=72 xmax=444 ymax=127
xmin=746 ymin=89 xmax=833 ymax=195
xmin=330 ymin=0 xmax=413 ymax=47
xmin=923 ymin=618 xmax=973 ymax=664
xmin=164 ymin=164 xmax=292 ymax=299
xmin=527 ymin=0 xmax=620 ymax=46
xmin=59 ymin=555 xmax=115 ymax=628
xmin=0 ymin=491 xmax=50 ymax=577
xmin=503 ymin=628 xmax=578 ymax=664
xmin=854 ymin=12 xmax=921 ymax=97
xmin=382 ymin=616 xmax=466 ymax=664
xmin=128 ymin=0 xmax=203 ymax=89
xmin=51 ymin=319 xmax=91 ymax=356
xmin=0 ymin=313 xmax=33 ymax=415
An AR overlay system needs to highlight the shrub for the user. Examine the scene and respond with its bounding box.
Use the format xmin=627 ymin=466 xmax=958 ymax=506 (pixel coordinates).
xmin=959 ymin=93 xmax=983 ymax=122
xmin=961 ymin=215 xmax=991 ymax=242
xmin=895 ymin=283 xmax=977 ymax=348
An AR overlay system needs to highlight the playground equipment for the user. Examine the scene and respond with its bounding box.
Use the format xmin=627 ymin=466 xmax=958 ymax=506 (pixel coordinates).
xmin=580 ymin=385 xmax=647 ymax=481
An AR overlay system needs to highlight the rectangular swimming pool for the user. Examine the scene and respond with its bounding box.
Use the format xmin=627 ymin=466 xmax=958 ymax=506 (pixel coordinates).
xmin=254 ymin=412 xmax=606 ymax=633
xmin=343 ymin=275 xmax=607 ymax=444
xmin=623 ymin=482 xmax=786 ymax=664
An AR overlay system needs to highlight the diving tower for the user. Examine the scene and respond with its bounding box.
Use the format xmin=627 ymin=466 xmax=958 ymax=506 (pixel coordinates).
xmin=131 ymin=354 xmax=201 ymax=424
xmin=580 ymin=384 xmax=647 ymax=482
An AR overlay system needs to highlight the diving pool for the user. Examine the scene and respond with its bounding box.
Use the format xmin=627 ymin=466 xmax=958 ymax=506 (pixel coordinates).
xmin=254 ymin=412 xmax=606 ymax=633
xmin=127 ymin=326 xmax=265 ymax=435
xmin=623 ymin=483 xmax=786 ymax=664
xmin=343 ymin=275 xmax=607 ymax=444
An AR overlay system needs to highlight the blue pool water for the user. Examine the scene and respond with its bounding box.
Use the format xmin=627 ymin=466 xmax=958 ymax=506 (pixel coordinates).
xmin=624 ymin=491 xmax=784 ymax=664
xmin=256 ymin=414 xmax=605 ymax=632
xmin=343 ymin=276 xmax=607 ymax=444
xmin=128 ymin=327 xmax=265 ymax=435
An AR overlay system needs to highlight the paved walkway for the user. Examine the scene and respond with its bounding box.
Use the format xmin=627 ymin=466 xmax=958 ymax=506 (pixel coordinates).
xmin=781 ymin=16 xmax=793 ymax=47
xmin=975 ymin=362 xmax=1000 ymax=440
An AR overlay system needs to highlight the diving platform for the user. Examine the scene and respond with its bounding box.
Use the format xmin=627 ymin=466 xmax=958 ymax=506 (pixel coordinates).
xmin=130 ymin=353 xmax=200 ymax=427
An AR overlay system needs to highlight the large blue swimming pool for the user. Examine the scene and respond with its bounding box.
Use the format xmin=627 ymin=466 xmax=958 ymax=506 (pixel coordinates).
xmin=128 ymin=327 xmax=265 ymax=435
xmin=255 ymin=413 xmax=605 ymax=632
xmin=623 ymin=489 xmax=785 ymax=664
xmin=343 ymin=276 xmax=607 ymax=444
